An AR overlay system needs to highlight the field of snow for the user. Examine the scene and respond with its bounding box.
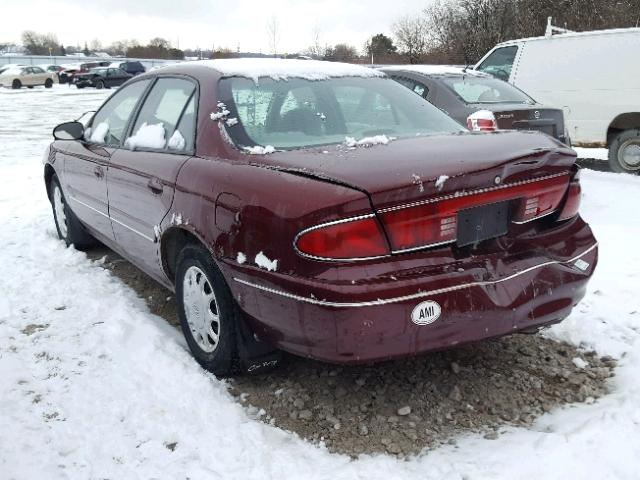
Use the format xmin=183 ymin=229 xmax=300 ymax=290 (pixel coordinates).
xmin=0 ymin=85 xmax=639 ymax=479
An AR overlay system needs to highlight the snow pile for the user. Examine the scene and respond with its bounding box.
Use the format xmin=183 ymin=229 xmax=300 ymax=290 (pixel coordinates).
xmin=344 ymin=135 xmax=394 ymax=148
xmin=198 ymin=58 xmax=384 ymax=84
xmin=125 ymin=122 xmax=166 ymax=150
xmin=226 ymin=117 xmax=239 ymax=127
xmin=89 ymin=121 xmax=109 ymax=143
xmin=167 ymin=130 xmax=186 ymax=150
xmin=210 ymin=109 xmax=230 ymax=121
xmin=244 ymin=145 xmax=275 ymax=155
xmin=236 ymin=252 xmax=247 ymax=264
xmin=435 ymin=175 xmax=449 ymax=191
xmin=254 ymin=251 xmax=278 ymax=272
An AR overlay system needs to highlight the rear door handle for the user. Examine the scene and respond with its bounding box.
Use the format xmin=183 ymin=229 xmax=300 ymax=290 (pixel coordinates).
xmin=147 ymin=176 xmax=163 ymax=194
xmin=94 ymin=165 xmax=104 ymax=178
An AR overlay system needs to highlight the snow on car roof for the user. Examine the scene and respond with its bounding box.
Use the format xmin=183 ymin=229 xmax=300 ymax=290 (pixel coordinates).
xmin=380 ymin=65 xmax=488 ymax=77
xmin=197 ymin=58 xmax=384 ymax=83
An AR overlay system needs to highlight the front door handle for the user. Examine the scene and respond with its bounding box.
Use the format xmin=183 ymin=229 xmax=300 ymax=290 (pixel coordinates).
xmin=94 ymin=165 xmax=104 ymax=178
xmin=147 ymin=176 xmax=163 ymax=194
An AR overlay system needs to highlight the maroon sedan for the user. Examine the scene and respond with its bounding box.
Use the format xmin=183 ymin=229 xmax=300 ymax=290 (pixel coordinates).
xmin=44 ymin=59 xmax=597 ymax=375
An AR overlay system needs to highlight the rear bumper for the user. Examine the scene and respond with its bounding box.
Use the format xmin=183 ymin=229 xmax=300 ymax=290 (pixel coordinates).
xmin=224 ymin=217 xmax=598 ymax=364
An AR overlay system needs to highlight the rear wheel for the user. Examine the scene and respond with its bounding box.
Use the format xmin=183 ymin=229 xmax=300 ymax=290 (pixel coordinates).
xmin=176 ymin=245 xmax=238 ymax=376
xmin=12 ymin=79 xmax=21 ymax=89
xmin=95 ymin=80 xmax=104 ymax=90
xmin=44 ymin=78 xmax=53 ymax=88
xmin=609 ymin=129 xmax=640 ymax=174
xmin=49 ymin=175 xmax=95 ymax=248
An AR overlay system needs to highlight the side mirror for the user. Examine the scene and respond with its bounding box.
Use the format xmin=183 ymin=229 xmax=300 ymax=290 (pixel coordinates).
xmin=53 ymin=121 xmax=84 ymax=141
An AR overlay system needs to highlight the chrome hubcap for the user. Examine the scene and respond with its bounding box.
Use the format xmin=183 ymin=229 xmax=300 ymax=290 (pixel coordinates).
xmin=182 ymin=266 xmax=220 ymax=353
xmin=619 ymin=141 xmax=640 ymax=170
xmin=53 ymin=185 xmax=68 ymax=238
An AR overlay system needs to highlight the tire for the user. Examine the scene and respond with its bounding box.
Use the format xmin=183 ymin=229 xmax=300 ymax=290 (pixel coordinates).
xmin=95 ymin=80 xmax=104 ymax=90
xmin=609 ymin=129 xmax=640 ymax=174
xmin=49 ymin=175 xmax=95 ymax=248
xmin=27 ymin=86 xmax=34 ymax=89
xmin=76 ymin=84 xmax=85 ymax=89
xmin=175 ymin=245 xmax=238 ymax=376
xmin=12 ymin=79 xmax=21 ymax=89
xmin=45 ymin=78 xmax=53 ymax=88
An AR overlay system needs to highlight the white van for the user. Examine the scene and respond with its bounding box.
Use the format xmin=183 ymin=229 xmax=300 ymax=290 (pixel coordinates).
xmin=474 ymin=24 xmax=640 ymax=173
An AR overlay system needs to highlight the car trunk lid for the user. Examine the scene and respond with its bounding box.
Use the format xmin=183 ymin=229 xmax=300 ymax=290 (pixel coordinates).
xmin=259 ymin=131 xmax=576 ymax=254
xmin=474 ymin=104 xmax=566 ymax=142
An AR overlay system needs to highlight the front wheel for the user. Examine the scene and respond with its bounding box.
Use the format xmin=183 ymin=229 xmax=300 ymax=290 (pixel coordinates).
xmin=176 ymin=245 xmax=238 ymax=376
xmin=609 ymin=129 xmax=640 ymax=174
xmin=49 ymin=175 xmax=95 ymax=248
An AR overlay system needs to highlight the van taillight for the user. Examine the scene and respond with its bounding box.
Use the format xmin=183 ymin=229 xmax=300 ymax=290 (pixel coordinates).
xmin=557 ymin=178 xmax=581 ymax=221
xmin=295 ymin=215 xmax=389 ymax=260
xmin=467 ymin=110 xmax=498 ymax=132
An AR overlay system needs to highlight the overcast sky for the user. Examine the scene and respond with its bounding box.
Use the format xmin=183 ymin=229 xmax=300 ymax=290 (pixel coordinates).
xmin=3 ymin=0 xmax=432 ymax=53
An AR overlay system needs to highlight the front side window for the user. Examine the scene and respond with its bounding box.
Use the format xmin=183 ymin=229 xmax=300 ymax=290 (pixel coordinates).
xmin=32 ymin=67 xmax=45 ymax=74
xmin=220 ymin=76 xmax=464 ymax=150
xmin=476 ymin=46 xmax=518 ymax=81
xmin=87 ymin=79 xmax=151 ymax=145
xmin=440 ymin=75 xmax=533 ymax=105
xmin=126 ymin=77 xmax=196 ymax=151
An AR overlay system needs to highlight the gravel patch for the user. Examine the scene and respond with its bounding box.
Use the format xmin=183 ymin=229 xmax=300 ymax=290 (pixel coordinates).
xmin=89 ymin=247 xmax=616 ymax=458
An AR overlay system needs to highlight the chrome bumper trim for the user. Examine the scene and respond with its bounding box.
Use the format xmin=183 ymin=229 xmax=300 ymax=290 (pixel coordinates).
xmin=233 ymin=242 xmax=598 ymax=309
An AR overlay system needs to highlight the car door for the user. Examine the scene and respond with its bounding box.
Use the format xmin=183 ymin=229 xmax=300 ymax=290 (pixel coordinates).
xmin=62 ymin=79 xmax=152 ymax=242
xmin=107 ymin=76 xmax=197 ymax=277
xmin=31 ymin=66 xmax=47 ymax=84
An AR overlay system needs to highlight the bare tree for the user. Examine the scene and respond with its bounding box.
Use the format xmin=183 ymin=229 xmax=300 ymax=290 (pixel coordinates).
xmin=392 ymin=15 xmax=430 ymax=64
xmin=305 ymin=25 xmax=326 ymax=58
xmin=21 ymin=31 xmax=61 ymax=55
xmin=266 ymin=16 xmax=280 ymax=56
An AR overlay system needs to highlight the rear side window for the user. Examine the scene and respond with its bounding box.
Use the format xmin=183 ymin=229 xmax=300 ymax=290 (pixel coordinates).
xmin=87 ymin=79 xmax=151 ymax=145
xmin=476 ymin=46 xmax=518 ymax=81
xmin=392 ymin=76 xmax=429 ymax=98
xmin=440 ymin=76 xmax=533 ymax=104
xmin=126 ymin=77 xmax=196 ymax=151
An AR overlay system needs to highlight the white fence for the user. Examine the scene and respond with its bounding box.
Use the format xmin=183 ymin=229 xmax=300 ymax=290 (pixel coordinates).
xmin=0 ymin=55 xmax=184 ymax=69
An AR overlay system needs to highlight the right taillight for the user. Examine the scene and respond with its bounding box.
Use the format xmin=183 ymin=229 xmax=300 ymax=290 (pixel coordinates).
xmin=557 ymin=176 xmax=581 ymax=221
xmin=467 ymin=110 xmax=498 ymax=132
xmin=295 ymin=215 xmax=389 ymax=261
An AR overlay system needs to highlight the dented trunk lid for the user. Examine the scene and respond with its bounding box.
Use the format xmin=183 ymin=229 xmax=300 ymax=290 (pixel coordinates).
xmin=260 ymin=130 xmax=576 ymax=212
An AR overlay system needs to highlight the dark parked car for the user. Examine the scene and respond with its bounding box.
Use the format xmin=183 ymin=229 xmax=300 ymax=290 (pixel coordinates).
xmin=74 ymin=67 xmax=132 ymax=89
xmin=110 ymin=61 xmax=146 ymax=76
xmin=381 ymin=66 xmax=570 ymax=145
xmin=59 ymin=61 xmax=110 ymax=84
xmin=44 ymin=60 xmax=597 ymax=376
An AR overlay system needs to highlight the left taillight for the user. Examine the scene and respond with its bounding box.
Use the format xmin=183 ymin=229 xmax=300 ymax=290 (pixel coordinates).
xmin=295 ymin=215 xmax=389 ymax=261
xmin=557 ymin=174 xmax=582 ymax=221
xmin=467 ymin=110 xmax=498 ymax=132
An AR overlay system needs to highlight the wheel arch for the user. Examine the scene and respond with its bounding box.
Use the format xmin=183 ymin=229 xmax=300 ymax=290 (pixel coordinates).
xmin=160 ymin=225 xmax=215 ymax=285
xmin=607 ymin=112 xmax=640 ymax=146
xmin=44 ymin=163 xmax=56 ymax=201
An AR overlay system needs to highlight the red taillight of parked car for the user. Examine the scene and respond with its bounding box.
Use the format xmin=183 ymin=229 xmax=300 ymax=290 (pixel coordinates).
xmin=557 ymin=176 xmax=582 ymax=221
xmin=467 ymin=110 xmax=498 ymax=132
xmin=380 ymin=174 xmax=571 ymax=252
xmin=295 ymin=215 xmax=389 ymax=260
xmin=296 ymin=174 xmax=574 ymax=260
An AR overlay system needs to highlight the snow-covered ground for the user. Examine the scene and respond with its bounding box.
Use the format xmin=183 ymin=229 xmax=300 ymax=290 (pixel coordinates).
xmin=0 ymin=85 xmax=639 ymax=479
xmin=574 ymin=147 xmax=609 ymax=161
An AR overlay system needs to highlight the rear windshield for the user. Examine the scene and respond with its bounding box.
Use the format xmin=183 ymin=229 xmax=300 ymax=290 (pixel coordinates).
xmin=440 ymin=76 xmax=534 ymax=105
xmin=218 ymin=76 xmax=465 ymax=150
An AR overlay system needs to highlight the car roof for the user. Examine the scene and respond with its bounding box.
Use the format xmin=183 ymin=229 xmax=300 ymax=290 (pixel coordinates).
xmin=492 ymin=26 xmax=640 ymax=47
xmin=154 ymin=58 xmax=385 ymax=83
xmin=379 ymin=65 xmax=490 ymax=78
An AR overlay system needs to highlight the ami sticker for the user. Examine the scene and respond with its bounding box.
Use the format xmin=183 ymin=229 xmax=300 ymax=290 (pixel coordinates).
xmin=411 ymin=300 xmax=442 ymax=326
